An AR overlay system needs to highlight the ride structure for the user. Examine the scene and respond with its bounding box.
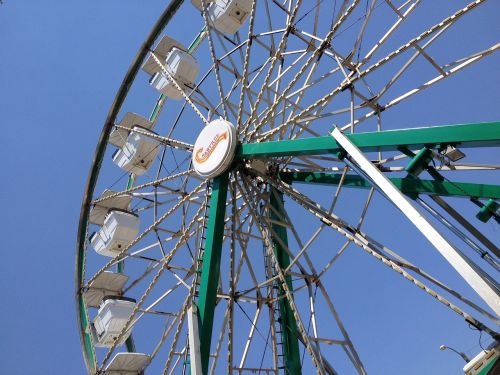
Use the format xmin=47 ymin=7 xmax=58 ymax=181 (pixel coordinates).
xmin=76 ymin=1 xmax=500 ymax=374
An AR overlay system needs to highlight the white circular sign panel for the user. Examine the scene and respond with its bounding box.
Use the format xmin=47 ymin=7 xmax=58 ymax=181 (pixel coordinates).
xmin=192 ymin=118 xmax=237 ymax=178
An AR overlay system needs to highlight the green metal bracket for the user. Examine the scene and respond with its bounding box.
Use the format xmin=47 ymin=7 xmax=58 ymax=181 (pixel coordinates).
xmin=238 ymin=121 xmax=500 ymax=159
xmin=476 ymin=199 xmax=499 ymax=223
xmin=405 ymin=147 xmax=433 ymax=177
xmin=270 ymin=188 xmax=302 ymax=375
xmin=196 ymin=173 xmax=229 ymax=375
xmin=280 ymin=172 xmax=500 ymax=200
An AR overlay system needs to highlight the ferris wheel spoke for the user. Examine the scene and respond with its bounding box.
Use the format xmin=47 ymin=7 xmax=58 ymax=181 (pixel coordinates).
xmin=242 ymin=0 xmax=304 ymax=138
xmin=91 ymin=170 xmax=195 ymax=205
xmin=78 ymin=0 xmax=499 ymax=372
xmin=361 ymin=230 xmax=500 ymax=322
xmin=162 ymin=296 xmax=192 ymax=374
xmin=237 ymin=0 xmax=258 ymax=127
xmin=114 ymin=125 xmax=194 ymax=151
xmin=209 ymin=303 xmax=231 ymax=374
xmin=246 ymin=0 xmax=362 ymax=141
xmin=267 ymin=175 xmax=500 ymax=335
xmin=343 ymin=43 xmax=500 ymax=131
xmin=237 ymin=176 xmax=334 ymax=374
xmin=151 ymin=52 xmax=210 ymax=126
xmin=200 ymin=0 xmax=230 ymax=118
xmin=255 ymin=0 xmax=491 ymax=143
xmin=96 ymin=200 xmax=206 ymax=372
xmin=315 ymin=282 xmax=367 ymax=375
xmin=349 ymin=0 xmax=377 ymax=64
xmin=85 ymin=181 xmax=206 ymax=289
xmin=150 ymin=296 xmax=191 ymax=364
xmin=359 ymin=0 xmax=422 ymax=65
xmin=127 ymin=275 xmax=192 ymax=333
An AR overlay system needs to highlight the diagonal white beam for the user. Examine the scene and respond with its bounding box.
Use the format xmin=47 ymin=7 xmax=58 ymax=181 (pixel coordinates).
xmin=331 ymin=127 xmax=500 ymax=316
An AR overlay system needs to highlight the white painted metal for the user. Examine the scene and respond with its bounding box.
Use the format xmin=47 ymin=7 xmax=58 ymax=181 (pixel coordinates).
xmin=112 ymin=126 xmax=161 ymax=176
xmin=331 ymin=127 xmax=500 ymax=316
xmin=83 ymin=271 xmax=129 ymax=308
xmin=105 ymin=352 xmax=151 ymax=374
xmin=187 ymin=305 xmax=202 ymax=375
xmin=91 ymin=210 xmax=140 ymax=258
xmin=93 ymin=297 xmax=136 ymax=347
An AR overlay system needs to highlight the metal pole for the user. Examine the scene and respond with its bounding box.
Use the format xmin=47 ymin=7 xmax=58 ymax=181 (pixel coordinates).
xmin=196 ymin=173 xmax=229 ymax=375
xmin=270 ymin=187 xmax=302 ymax=375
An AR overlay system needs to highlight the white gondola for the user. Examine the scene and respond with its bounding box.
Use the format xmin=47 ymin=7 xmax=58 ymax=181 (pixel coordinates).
xmin=92 ymin=296 xmax=136 ymax=348
xmin=90 ymin=209 xmax=139 ymax=258
xmin=142 ymin=35 xmax=199 ymax=100
xmin=112 ymin=126 xmax=161 ymax=175
xmin=104 ymin=353 xmax=151 ymax=374
xmin=192 ymin=0 xmax=252 ymax=35
xmin=109 ymin=112 xmax=153 ymax=149
xmin=83 ymin=271 xmax=129 ymax=308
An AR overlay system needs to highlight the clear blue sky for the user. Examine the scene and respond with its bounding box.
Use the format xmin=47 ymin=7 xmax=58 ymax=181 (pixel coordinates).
xmin=0 ymin=1 xmax=498 ymax=374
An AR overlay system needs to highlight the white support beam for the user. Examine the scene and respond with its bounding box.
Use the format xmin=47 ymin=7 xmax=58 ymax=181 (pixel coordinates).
xmin=331 ymin=127 xmax=500 ymax=317
xmin=188 ymin=305 xmax=202 ymax=375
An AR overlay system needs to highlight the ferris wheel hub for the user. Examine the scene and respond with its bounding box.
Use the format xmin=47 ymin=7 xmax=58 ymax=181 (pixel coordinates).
xmin=192 ymin=118 xmax=237 ymax=178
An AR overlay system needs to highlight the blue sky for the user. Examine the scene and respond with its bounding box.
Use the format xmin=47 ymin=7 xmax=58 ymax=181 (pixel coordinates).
xmin=0 ymin=1 xmax=498 ymax=374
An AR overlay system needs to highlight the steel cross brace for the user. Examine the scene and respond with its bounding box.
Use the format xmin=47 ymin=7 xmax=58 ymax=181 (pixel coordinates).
xmin=330 ymin=127 xmax=500 ymax=316
xmin=280 ymin=172 xmax=500 ymax=200
xmin=238 ymin=121 xmax=500 ymax=158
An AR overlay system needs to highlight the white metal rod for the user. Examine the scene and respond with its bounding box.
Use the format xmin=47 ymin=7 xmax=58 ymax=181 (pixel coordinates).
xmin=188 ymin=305 xmax=202 ymax=375
xmin=331 ymin=127 xmax=500 ymax=316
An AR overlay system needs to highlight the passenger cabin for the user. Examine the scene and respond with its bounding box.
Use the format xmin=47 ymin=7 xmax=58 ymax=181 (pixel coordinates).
xmin=90 ymin=209 xmax=139 ymax=258
xmin=192 ymin=0 xmax=252 ymax=35
xmin=112 ymin=126 xmax=161 ymax=175
xmin=93 ymin=296 xmax=136 ymax=348
xmin=104 ymin=353 xmax=151 ymax=375
xmin=109 ymin=112 xmax=153 ymax=149
xmin=83 ymin=271 xmax=129 ymax=308
xmin=142 ymin=35 xmax=199 ymax=100
xmin=89 ymin=190 xmax=132 ymax=226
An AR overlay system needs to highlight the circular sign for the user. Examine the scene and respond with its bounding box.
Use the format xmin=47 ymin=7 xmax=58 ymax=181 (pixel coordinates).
xmin=192 ymin=118 xmax=237 ymax=178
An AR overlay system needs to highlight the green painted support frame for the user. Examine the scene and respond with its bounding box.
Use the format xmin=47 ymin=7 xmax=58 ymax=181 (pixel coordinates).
xmin=281 ymin=172 xmax=500 ymax=200
xmin=196 ymin=173 xmax=229 ymax=375
xmin=270 ymin=188 xmax=302 ymax=375
xmin=238 ymin=121 xmax=500 ymax=159
xmin=188 ymin=121 xmax=500 ymax=374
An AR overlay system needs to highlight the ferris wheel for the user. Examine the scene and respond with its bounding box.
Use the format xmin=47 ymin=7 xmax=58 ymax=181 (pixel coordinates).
xmin=76 ymin=1 xmax=500 ymax=374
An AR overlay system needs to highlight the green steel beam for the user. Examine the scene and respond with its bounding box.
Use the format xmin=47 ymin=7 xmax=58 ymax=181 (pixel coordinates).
xmin=270 ymin=188 xmax=301 ymax=375
xmin=238 ymin=122 xmax=500 ymax=159
xmin=197 ymin=173 xmax=229 ymax=375
xmin=281 ymin=172 xmax=500 ymax=200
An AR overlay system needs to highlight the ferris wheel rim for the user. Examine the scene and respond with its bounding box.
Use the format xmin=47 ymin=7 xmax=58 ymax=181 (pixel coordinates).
xmin=75 ymin=1 xmax=187 ymax=371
